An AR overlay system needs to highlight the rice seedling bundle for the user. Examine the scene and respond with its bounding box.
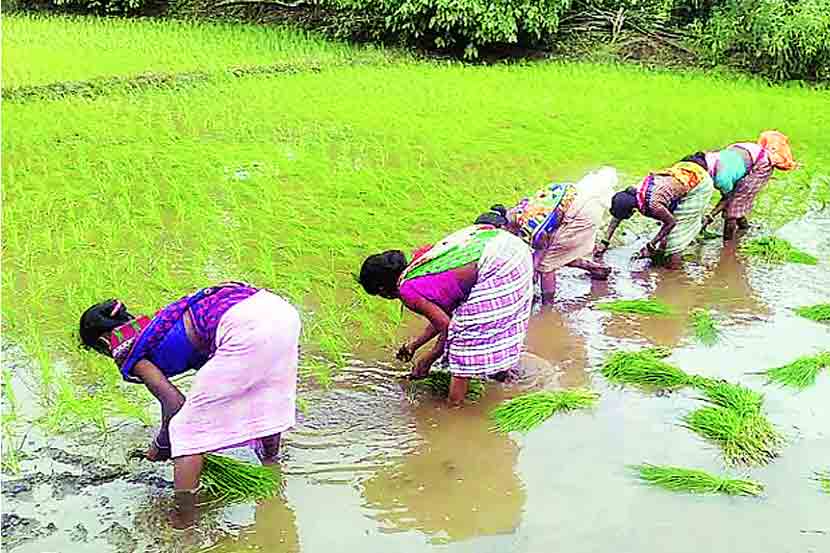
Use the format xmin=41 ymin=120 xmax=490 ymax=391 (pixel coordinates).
xmin=698 ymin=380 xmax=764 ymax=416
xmin=683 ymin=406 xmax=781 ymax=466
xmin=634 ymin=464 xmax=763 ymax=496
xmin=490 ymin=389 xmax=599 ymax=433
xmin=764 ymin=352 xmax=830 ymax=390
xmin=689 ymin=308 xmax=719 ymax=346
xmin=596 ymin=299 xmax=675 ymax=316
xmin=815 ymin=471 xmax=830 ymax=493
xmin=413 ymin=371 xmax=485 ymax=401
xmin=201 ymin=454 xmax=282 ymax=503
xmin=795 ymin=303 xmax=830 ymax=322
xmin=739 ymin=236 xmax=818 ymax=265
xmin=601 ymin=350 xmax=705 ymax=390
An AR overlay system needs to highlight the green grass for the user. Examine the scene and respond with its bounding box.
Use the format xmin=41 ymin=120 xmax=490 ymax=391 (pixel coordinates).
xmin=764 ymin=352 xmax=830 ymax=390
xmin=201 ymin=453 xmax=282 ymax=503
xmin=595 ymin=299 xmax=675 ymax=316
xmin=634 ymin=464 xmax=764 ymax=496
xmin=739 ymin=236 xmax=819 ymax=265
xmin=815 ymin=470 xmax=830 ymax=493
xmin=795 ymin=303 xmax=830 ymax=322
xmin=601 ymin=349 xmax=706 ymax=390
xmin=3 ymin=15 xmax=830 ymax=432
xmin=2 ymin=14 xmax=390 ymax=89
xmin=413 ymin=371 xmax=485 ymax=402
xmin=689 ymin=308 xmax=719 ymax=346
xmin=489 ymin=389 xmax=599 ymax=433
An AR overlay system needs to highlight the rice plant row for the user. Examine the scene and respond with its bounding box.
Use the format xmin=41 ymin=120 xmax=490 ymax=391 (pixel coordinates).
xmin=489 ymin=389 xmax=599 ymax=433
xmin=739 ymin=236 xmax=818 ymax=265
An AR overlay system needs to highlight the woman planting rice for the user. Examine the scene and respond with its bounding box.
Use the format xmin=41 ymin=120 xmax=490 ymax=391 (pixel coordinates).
xmin=359 ymin=226 xmax=533 ymax=404
xmin=594 ymin=154 xmax=714 ymax=269
xmin=474 ymin=168 xmax=616 ymax=304
xmin=702 ymin=130 xmax=796 ymax=240
xmin=79 ymin=282 xmax=300 ymax=526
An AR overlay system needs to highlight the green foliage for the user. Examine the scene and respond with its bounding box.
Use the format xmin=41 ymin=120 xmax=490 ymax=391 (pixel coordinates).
xmin=739 ymin=236 xmax=818 ymax=265
xmin=595 ymin=299 xmax=675 ymax=316
xmin=815 ymin=470 xmax=830 ymax=493
xmin=323 ymin=0 xmax=575 ymax=57
xmin=413 ymin=371 xmax=485 ymax=401
xmin=634 ymin=463 xmax=764 ymax=495
xmin=490 ymin=389 xmax=599 ymax=433
xmin=201 ymin=454 xmax=282 ymax=502
xmin=764 ymin=352 xmax=830 ymax=390
xmin=795 ymin=303 xmax=830 ymax=322
xmin=21 ymin=0 xmax=148 ymax=14
xmin=697 ymin=0 xmax=830 ymax=81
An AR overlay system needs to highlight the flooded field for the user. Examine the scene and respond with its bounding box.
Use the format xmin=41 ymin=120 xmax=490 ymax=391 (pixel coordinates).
xmin=4 ymin=214 xmax=828 ymax=553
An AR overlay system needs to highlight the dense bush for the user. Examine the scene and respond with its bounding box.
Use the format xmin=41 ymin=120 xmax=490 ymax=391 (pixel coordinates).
xmin=698 ymin=0 xmax=830 ymax=80
xmin=17 ymin=0 xmax=149 ymax=14
xmin=321 ymin=0 xmax=575 ymax=57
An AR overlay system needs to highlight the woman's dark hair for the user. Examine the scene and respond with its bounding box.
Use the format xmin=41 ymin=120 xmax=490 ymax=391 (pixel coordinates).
xmin=79 ymin=299 xmax=133 ymax=354
xmin=358 ymin=251 xmax=407 ymax=296
xmin=474 ymin=204 xmax=509 ymax=227
xmin=680 ymin=151 xmax=708 ymax=171
xmin=610 ymin=187 xmax=639 ymax=220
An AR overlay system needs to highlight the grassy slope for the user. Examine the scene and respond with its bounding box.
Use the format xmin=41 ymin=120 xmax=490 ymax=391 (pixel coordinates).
xmin=3 ymin=16 xmax=830 ymax=426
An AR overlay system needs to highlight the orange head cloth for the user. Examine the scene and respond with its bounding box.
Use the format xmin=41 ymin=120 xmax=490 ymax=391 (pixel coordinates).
xmin=758 ymin=130 xmax=795 ymax=171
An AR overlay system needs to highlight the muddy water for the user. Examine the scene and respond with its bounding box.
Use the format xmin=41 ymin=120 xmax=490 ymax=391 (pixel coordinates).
xmin=4 ymin=214 xmax=830 ymax=552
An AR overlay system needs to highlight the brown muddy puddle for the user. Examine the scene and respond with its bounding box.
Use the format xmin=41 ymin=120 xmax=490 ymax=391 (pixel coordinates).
xmin=3 ymin=214 xmax=830 ymax=553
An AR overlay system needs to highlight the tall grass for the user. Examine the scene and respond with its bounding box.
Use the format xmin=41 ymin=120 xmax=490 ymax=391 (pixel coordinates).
xmin=634 ymin=464 xmax=763 ymax=496
xmin=2 ymin=14 xmax=391 ymax=88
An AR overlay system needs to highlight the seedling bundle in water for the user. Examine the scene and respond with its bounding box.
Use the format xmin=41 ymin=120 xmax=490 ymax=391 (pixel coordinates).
xmin=634 ymin=464 xmax=763 ymax=496
xmin=739 ymin=236 xmax=818 ymax=265
xmin=689 ymin=308 xmax=719 ymax=346
xmin=815 ymin=470 xmax=830 ymax=493
xmin=764 ymin=352 xmax=830 ymax=390
xmin=596 ymin=299 xmax=675 ymax=316
xmin=490 ymin=389 xmax=599 ymax=433
xmin=795 ymin=303 xmax=830 ymax=322
xmin=413 ymin=371 xmax=484 ymax=401
xmin=601 ymin=348 xmax=706 ymax=390
xmin=201 ymin=453 xmax=282 ymax=503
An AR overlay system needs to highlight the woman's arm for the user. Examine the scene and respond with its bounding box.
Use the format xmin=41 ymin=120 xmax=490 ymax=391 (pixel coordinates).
xmin=594 ymin=217 xmax=622 ymax=256
xmin=639 ymin=205 xmax=676 ymax=256
xmin=401 ymin=296 xmax=451 ymax=378
xmin=132 ymin=359 xmax=186 ymax=459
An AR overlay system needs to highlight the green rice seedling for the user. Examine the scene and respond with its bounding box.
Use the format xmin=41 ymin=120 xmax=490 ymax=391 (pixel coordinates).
xmin=683 ymin=406 xmax=782 ymax=466
xmin=490 ymin=389 xmax=599 ymax=433
xmin=764 ymin=352 xmax=830 ymax=390
xmin=413 ymin=371 xmax=485 ymax=402
xmin=814 ymin=471 xmax=830 ymax=493
xmin=596 ymin=299 xmax=675 ymax=316
xmin=795 ymin=304 xmax=830 ymax=322
xmin=601 ymin=350 xmax=704 ymax=390
xmin=689 ymin=308 xmax=719 ymax=346
xmin=634 ymin=464 xmax=763 ymax=496
xmin=739 ymin=236 xmax=818 ymax=265
xmin=201 ymin=453 xmax=282 ymax=503
xmin=698 ymin=380 xmax=764 ymax=416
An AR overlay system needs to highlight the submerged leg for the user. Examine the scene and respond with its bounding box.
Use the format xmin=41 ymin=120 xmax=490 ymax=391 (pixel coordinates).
xmin=448 ymin=376 xmax=470 ymax=406
xmin=539 ymin=271 xmax=557 ymax=304
xmin=723 ymin=218 xmax=738 ymax=241
xmin=665 ymin=253 xmax=683 ymax=270
xmin=567 ymin=258 xmax=611 ymax=280
xmin=171 ymin=454 xmax=204 ymax=529
xmin=256 ymin=433 xmax=282 ymax=465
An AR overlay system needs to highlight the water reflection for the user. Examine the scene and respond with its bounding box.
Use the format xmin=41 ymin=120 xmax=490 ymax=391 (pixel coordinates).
xmin=361 ymin=400 xmax=524 ymax=544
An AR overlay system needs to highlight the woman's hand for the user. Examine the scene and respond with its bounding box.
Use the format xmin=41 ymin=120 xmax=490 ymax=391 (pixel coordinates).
xmin=147 ymin=441 xmax=171 ymax=462
xmin=409 ymin=356 xmax=433 ymax=380
xmin=636 ymin=241 xmax=658 ymax=260
xmin=396 ymin=342 xmax=415 ymax=362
